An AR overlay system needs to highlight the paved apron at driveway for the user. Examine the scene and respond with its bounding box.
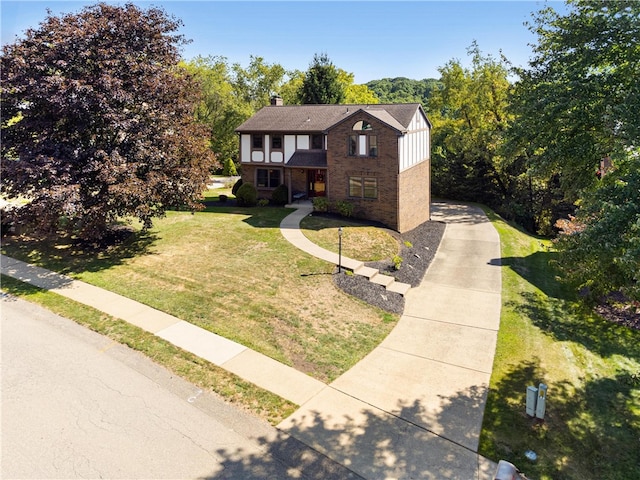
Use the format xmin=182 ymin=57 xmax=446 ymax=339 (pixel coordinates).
xmin=278 ymin=202 xmax=502 ymax=480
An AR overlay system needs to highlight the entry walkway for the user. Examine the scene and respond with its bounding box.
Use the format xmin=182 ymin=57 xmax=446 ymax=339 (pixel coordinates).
xmin=281 ymin=204 xmax=411 ymax=295
xmin=1 ymin=201 xmax=501 ymax=479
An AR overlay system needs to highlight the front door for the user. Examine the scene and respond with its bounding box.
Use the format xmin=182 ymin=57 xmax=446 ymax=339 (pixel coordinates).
xmin=308 ymin=169 xmax=326 ymax=197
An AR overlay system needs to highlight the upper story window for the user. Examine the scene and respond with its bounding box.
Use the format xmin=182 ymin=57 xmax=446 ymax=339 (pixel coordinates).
xmin=311 ymin=134 xmax=323 ymax=150
xmin=271 ymin=134 xmax=282 ymax=150
xmin=348 ymin=134 xmax=378 ymax=157
xmin=252 ymin=134 xmax=263 ymax=149
xmin=353 ymin=120 xmax=372 ymax=131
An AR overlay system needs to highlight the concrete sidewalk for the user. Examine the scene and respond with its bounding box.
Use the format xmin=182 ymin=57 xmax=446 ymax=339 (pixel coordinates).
xmin=0 ymin=255 xmax=325 ymax=406
xmin=278 ymin=201 xmax=501 ymax=479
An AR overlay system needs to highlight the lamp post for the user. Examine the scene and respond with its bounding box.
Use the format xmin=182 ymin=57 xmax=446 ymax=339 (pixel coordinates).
xmin=338 ymin=227 xmax=343 ymax=273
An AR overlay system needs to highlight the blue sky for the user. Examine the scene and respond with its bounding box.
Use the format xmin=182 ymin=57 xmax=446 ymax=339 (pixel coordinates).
xmin=1 ymin=1 xmax=567 ymax=83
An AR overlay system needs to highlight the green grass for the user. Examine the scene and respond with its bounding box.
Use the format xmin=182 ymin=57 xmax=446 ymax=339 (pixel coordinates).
xmin=0 ymin=274 xmax=297 ymax=425
xmin=300 ymin=214 xmax=399 ymax=261
xmin=479 ymin=208 xmax=640 ymax=480
xmin=1 ymin=195 xmax=398 ymax=383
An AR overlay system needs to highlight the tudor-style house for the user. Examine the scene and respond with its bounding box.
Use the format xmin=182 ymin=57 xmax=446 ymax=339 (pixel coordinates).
xmin=235 ymin=98 xmax=431 ymax=233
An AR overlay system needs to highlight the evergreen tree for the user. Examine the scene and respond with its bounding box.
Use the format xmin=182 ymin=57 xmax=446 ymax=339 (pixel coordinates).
xmin=299 ymin=53 xmax=345 ymax=104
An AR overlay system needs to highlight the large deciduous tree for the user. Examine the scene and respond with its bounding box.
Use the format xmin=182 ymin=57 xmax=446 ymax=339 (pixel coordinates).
xmin=182 ymin=56 xmax=251 ymax=175
xmin=427 ymin=44 xmax=513 ymax=215
xmin=555 ymin=152 xmax=640 ymax=302
xmin=510 ymin=0 xmax=640 ymax=197
xmin=511 ymin=0 xmax=640 ymax=299
xmin=231 ymin=55 xmax=287 ymax=111
xmin=1 ymin=3 xmax=216 ymax=241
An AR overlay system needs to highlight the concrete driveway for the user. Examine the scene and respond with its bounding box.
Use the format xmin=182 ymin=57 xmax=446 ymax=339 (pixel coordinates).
xmin=278 ymin=202 xmax=502 ymax=479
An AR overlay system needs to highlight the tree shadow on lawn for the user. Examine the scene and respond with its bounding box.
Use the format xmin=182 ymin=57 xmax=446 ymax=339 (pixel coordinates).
xmin=481 ymin=358 xmax=640 ymax=480
xmin=1 ymin=205 xmax=290 ymax=275
xmin=489 ymin=250 xmax=562 ymax=298
xmin=0 ymin=228 xmax=158 ymax=277
xmin=511 ymin=291 xmax=640 ymax=363
xmin=199 ymin=386 xmax=492 ymax=479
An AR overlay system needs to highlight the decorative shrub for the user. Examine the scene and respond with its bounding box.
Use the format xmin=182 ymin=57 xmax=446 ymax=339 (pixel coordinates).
xmin=404 ymin=240 xmax=413 ymax=248
xmin=393 ymin=255 xmax=403 ymax=270
xmin=312 ymin=197 xmax=329 ymax=212
xmin=271 ymin=184 xmax=288 ymax=206
xmin=231 ymin=178 xmax=243 ymax=196
xmin=235 ymin=182 xmax=257 ymax=207
xmin=222 ymin=158 xmax=238 ymax=176
xmin=257 ymin=198 xmax=269 ymax=207
xmin=335 ymin=200 xmax=354 ymax=218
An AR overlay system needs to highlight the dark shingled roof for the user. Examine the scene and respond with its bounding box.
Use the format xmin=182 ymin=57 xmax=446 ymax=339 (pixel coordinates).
xmin=236 ymin=103 xmax=423 ymax=133
xmin=286 ymin=150 xmax=327 ymax=168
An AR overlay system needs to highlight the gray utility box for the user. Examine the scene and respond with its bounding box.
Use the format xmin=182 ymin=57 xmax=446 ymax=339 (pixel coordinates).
xmin=526 ymin=386 xmax=538 ymax=416
xmin=526 ymin=383 xmax=548 ymax=419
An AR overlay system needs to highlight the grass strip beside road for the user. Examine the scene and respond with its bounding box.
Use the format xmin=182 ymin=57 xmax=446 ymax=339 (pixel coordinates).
xmin=479 ymin=209 xmax=640 ymax=480
xmin=1 ymin=275 xmax=297 ymax=425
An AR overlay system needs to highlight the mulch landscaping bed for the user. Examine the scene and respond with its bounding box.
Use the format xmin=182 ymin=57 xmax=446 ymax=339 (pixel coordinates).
xmin=595 ymin=292 xmax=640 ymax=331
xmin=334 ymin=220 xmax=446 ymax=314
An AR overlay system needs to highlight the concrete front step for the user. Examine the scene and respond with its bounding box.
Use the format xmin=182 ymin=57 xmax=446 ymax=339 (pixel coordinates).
xmin=387 ymin=281 xmax=412 ymax=296
xmin=353 ymin=265 xmax=378 ymax=279
xmin=370 ymin=273 xmax=394 ymax=287
xmin=353 ymin=265 xmax=411 ymax=296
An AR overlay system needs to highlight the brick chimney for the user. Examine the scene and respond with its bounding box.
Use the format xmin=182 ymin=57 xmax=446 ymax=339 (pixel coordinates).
xmin=270 ymin=95 xmax=283 ymax=106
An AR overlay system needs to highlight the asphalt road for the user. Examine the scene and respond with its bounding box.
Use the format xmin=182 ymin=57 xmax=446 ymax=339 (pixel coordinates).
xmin=1 ymin=295 xmax=357 ymax=480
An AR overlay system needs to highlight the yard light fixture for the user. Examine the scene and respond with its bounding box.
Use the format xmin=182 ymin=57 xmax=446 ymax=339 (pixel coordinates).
xmin=338 ymin=227 xmax=343 ymax=273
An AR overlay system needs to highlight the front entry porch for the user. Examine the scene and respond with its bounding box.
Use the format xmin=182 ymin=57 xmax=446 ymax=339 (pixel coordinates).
xmin=284 ymin=150 xmax=328 ymax=204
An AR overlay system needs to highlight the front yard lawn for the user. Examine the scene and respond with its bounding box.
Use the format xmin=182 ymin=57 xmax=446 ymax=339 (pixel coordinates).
xmin=1 ymin=192 xmax=398 ymax=384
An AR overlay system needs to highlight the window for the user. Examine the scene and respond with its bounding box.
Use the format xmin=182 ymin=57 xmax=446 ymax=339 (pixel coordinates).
xmin=347 ymin=135 xmax=377 ymax=157
xmin=271 ymin=135 xmax=282 ymax=150
xmin=349 ymin=176 xmax=378 ymax=199
xmin=252 ymin=134 xmax=263 ymax=149
xmin=348 ymin=135 xmax=357 ymax=156
xmin=352 ymin=120 xmax=372 ymax=131
xmin=363 ymin=177 xmax=378 ymax=198
xmin=311 ymin=134 xmax=323 ymax=150
xmin=256 ymin=168 xmax=281 ymax=188
xmin=368 ymin=136 xmax=378 ymax=157
xmin=349 ymin=176 xmax=362 ymax=197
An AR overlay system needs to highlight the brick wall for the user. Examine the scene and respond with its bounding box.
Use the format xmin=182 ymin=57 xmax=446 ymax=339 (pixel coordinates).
xmin=326 ymin=114 xmax=400 ymax=229
xmin=397 ymin=159 xmax=431 ymax=232
xmin=241 ymin=165 xmax=307 ymax=202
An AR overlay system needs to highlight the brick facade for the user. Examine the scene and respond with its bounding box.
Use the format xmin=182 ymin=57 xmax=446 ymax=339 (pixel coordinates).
xmin=327 ymin=112 xmax=430 ymax=232
xmin=327 ymin=114 xmax=399 ymax=228
xmin=236 ymin=103 xmax=431 ymax=232
xmin=397 ymin=159 xmax=431 ymax=232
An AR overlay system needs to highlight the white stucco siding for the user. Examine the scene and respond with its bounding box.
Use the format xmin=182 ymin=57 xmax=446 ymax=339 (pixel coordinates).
xmin=397 ymin=110 xmax=430 ymax=172
xmin=251 ymin=151 xmax=264 ymax=162
xmin=240 ymin=134 xmax=251 ymax=163
xmin=271 ymin=152 xmax=284 ymax=163
xmin=398 ymin=127 xmax=430 ymax=172
xmin=264 ymin=135 xmax=270 ymax=161
xmin=297 ymin=135 xmax=309 ymax=150
xmin=284 ymin=135 xmax=296 ymax=162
